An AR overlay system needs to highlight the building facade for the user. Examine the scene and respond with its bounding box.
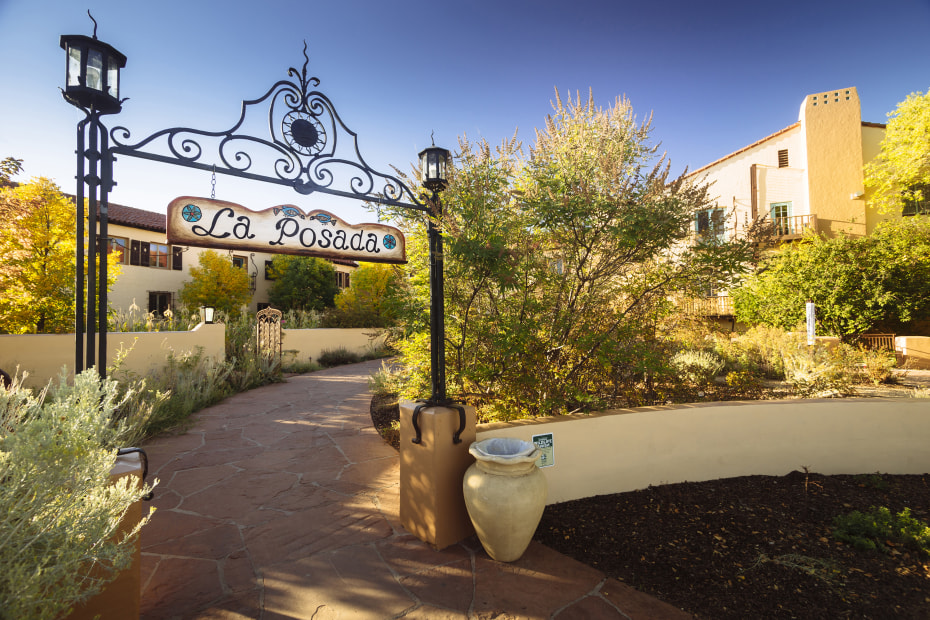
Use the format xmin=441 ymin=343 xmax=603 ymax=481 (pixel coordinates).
xmin=689 ymin=87 xmax=888 ymax=246
xmin=686 ymin=87 xmax=893 ymax=319
xmin=105 ymin=202 xmax=356 ymax=317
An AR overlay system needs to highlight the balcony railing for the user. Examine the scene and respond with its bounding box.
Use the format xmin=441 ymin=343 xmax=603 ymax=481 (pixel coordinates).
xmin=773 ymin=214 xmax=817 ymax=240
xmin=858 ymin=333 xmax=896 ymax=352
xmin=682 ymin=296 xmax=734 ymax=317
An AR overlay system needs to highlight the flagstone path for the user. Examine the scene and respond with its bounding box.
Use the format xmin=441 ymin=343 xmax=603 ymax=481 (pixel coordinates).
xmin=139 ymin=359 xmax=690 ymax=619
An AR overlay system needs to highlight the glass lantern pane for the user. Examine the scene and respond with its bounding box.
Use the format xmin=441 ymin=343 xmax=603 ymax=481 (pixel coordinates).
xmin=67 ymin=46 xmax=82 ymax=86
xmin=107 ymin=56 xmax=119 ymax=98
xmin=86 ymin=49 xmax=103 ymax=91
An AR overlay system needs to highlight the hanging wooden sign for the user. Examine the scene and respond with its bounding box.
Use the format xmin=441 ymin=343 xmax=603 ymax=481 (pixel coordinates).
xmin=166 ymin=196 xmax=405 ymax=264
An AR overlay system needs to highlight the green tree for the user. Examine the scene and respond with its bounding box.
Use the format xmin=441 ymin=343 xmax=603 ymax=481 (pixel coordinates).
xmin=322 ymin=262 xmax=405 ymax=328
xmin=267 ymin=255 xmax=337 ymax=312
xmin=864 ymin=89 xmax=930 ymax=214
xmin=384 ymin=91 xmax=753 ymax=418
xmin=179 ymin=250 xmax=251 ymax=316
xmin=0 ymin=156 xmax=24 ymax=183
xmin=0 ymin=178 xmax=79 ymax=333
xmin=732 ymin=218 xmax=930 ymax=338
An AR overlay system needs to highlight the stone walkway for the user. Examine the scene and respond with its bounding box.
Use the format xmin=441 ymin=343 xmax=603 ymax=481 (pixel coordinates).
xmin=140 ymin=360 xmax=690 ymax=619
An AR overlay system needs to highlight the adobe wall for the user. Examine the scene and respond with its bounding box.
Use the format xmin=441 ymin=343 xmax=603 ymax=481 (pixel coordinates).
xmin=476 ymin=398 xmax=930 ymax=505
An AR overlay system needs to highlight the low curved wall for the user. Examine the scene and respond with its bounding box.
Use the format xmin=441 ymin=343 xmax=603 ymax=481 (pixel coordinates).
xmin=476 ymin=398 xmax=930 ymax=505
xmin=281 ymin=328 xmax=386 ymax=364
xmin=0 ymin=323 xmax=225 ymax=390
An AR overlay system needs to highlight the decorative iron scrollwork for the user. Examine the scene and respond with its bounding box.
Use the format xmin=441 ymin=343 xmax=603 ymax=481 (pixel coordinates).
xmin=110 ymin=42 xmax=427 ymax=212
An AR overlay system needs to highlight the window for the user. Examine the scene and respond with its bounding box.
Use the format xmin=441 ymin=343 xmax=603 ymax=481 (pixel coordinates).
xmin=335 ymin=271 xmax=351 ymax=289
xmin=149 ymin=243 xmax=169 ymax=269
xmin=694 ymin=208 xmax=726 ymax=242
xmin=770 ymin=202 xmax=792 ymax=235
xmin=777 ymin=149 xmax=789 ymax=168
xmin=148 ymin=291 xmax=172 ymax=317
xmin=107 ymin=236 xmax=128 ymax=264
xmin=903 ymin=184 xmax=929 ymax=216
xmin=128 ymin=240 xmax=181 ymax=269
xmin=232 ymin=255 xmax=247 ymax=270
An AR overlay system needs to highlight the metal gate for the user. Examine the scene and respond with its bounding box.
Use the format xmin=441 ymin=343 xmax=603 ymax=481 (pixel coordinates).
xmin=256 ymin=307 xmax=283 ymax=368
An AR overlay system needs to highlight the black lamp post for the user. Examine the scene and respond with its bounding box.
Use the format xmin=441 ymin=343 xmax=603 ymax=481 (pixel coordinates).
xmin=60 ymin=13 xmax=126 ymax=380
xmin=418 ymin=144 xmax=451 ymax=404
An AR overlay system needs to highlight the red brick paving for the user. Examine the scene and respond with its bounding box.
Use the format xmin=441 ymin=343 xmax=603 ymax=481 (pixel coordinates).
xmin=140 ymin=360 xmax=691 ymax=619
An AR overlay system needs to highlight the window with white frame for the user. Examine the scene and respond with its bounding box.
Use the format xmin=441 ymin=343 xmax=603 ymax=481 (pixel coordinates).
xmin=149 ymin=243 xmax=170 ymax=269
xmin=107 ymin=236 xmax=128 ymax=264
xmin=694 ymin=207 xmax=726 ymax=242
xmin=770 ymin=202 xmax=792 ymax=235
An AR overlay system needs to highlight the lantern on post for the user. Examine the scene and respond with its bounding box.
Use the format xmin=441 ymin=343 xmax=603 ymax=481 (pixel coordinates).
xmin=201 ymin=306 xmax=216 ymax=325
xmin=417 ymin=144 xmax=452 ymax=403
xmin=419 ymin=145 xmax=451 ymax=193
xmin=60 ymin=12 xmax=126 ymax=380
xmin=59 ymin=30 xmax=126 ymax=114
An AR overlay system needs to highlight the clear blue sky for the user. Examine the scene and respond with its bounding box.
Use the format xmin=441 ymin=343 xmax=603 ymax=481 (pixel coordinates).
xmin=1 ymin=0 xmax=927 ymax=224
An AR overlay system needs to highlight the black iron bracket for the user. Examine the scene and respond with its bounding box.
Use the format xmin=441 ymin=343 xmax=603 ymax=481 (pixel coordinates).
xmin=410 ymin=400 xmax=467 ymax=445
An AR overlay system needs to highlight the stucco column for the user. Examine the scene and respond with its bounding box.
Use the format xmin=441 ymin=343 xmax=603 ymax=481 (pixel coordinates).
xmin=399 ymin=401 xmax=477 ymax=549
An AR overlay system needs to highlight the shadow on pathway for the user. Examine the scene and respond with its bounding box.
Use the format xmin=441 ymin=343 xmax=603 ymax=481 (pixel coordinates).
xmin=140 ymin=359 xmax=690 ymax=619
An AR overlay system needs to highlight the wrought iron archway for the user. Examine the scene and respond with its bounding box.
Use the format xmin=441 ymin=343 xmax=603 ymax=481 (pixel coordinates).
xmin=65 ymin=39 xmax=458 ymax=429
xmin=109 ymin=44 xmax=429 ymax=213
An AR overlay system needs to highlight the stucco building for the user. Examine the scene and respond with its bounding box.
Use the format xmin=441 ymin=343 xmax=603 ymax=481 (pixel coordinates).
xmin=686 ymin=87 xmax=892 ymax=317
xmin=105 ymin=202 xmax=356 ymax=317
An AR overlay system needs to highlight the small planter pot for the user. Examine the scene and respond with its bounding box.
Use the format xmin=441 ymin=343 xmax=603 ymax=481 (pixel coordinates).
xmin=462 ymin=438 xmax=548 ymax=562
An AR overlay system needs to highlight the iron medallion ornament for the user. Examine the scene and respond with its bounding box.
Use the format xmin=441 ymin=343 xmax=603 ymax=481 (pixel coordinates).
xmin=282 ymin=111 xmax=326 ymax=155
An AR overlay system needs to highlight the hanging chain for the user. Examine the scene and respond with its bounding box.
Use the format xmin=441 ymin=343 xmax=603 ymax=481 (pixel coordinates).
xmin=211 ymin=165 xmax=217 ymax=200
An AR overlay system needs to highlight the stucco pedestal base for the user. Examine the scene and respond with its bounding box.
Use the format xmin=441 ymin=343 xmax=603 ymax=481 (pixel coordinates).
xmin=399 ymin=401 xmax=477 ymax=550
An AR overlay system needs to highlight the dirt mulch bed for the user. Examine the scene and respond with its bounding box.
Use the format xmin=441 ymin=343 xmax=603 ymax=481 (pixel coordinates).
xmin=369 ymin=392 xmax=930 ymax=618
xmin=535 ymin=471 xmax=930 ymax=619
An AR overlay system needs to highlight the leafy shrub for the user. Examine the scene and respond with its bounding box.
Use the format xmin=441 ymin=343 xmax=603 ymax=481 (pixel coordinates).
xmin=670 ymin=350 xmax=724 ymax=386
xmin=138 ymin=349 xmax=233 ymax=437
xmin=0 ymin=371 xmax=154 ymax=619
xmin=109 ymin=301 xmax=200 ymax=333
xmin=317 ymin=347 xmax=362 ymax=368
xmin=833 ymin=506 xmax=930 ymax=556
xmin=714 ymin=325 xmax=801 ymax=379
xmin=368 ymin=360 xmax=405 ymax=397
xmin=724 ymin=369 xmax=764 ymax=398
xmin=783 ymin=344 xmax=853 ymax=397
xmin=223 ymin=311 xmax=282 ymax=391
xmin=282 ymin=308 xmax=322 ymax=329
xmin=858 ymin=347 xmax=898 ymax=385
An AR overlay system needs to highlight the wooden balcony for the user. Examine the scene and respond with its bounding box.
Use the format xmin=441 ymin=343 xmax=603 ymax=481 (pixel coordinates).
xmin=773 ymin=214 xmax=817 ymax=240
xmin=682 ymin=296 xmax=734 ymax=317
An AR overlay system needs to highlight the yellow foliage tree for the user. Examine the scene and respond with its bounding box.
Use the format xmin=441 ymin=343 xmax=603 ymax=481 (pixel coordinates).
xmin=324 ymin=262 xmax=404 ymax=327
xmin=865 ymin=89 xmax=930 ymax=214
xmin=0 ymin=178 xmax=119 ymax=334
xmin=179 ymin=249 xmax=251 ymax=316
